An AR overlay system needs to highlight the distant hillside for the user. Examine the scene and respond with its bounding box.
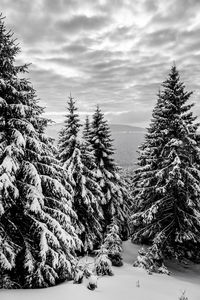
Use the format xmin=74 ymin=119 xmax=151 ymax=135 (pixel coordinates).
xmin=46 ymin=123 xmax=146 ymax=168
xmin=110 ymin=124 xmax=145 ymax=133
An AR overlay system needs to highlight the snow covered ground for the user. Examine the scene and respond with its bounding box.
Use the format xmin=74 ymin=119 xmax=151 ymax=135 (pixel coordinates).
xmin=1 ymin=240 xmax=200 ymax=300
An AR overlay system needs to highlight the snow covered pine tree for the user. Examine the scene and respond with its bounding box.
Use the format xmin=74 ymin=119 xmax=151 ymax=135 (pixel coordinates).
xmin=0 ymin=16 xmax=81 ymax=288
xmin=58 ymin=96 xmax=104 ymax=253
xmin=103 ymin=223 xmax=123 ymax=266
xmin=95 ymin=245 xmax=113 ymax=276
xmin=131 ymin=65 xmax=200 ymax=272
xmin=90 ymin=106 xmax=129 ymax=239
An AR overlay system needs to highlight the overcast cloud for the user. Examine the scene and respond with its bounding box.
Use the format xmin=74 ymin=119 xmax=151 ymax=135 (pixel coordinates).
xmin=2 ymin=0 xmax=200 ymax=126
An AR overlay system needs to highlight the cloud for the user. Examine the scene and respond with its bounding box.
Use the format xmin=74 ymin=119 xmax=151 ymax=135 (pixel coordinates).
xmin=61 ymin=43 xmax=89 ymax=55
xmin=2 ymin=0 xmax=200 ymax=126
xmin=106 ymin=109 xmax=152 ymax=127
xmin=56 ymin=14 xmax=110 ymax=34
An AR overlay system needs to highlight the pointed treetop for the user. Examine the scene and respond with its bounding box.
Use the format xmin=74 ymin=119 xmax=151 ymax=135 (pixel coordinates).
xmin=95 ymin=105 xmax=104 ymax=116
xmin=67 ymin=93 xmax=77 ymax=113
xmin=164 ymin=64 xmax=180 ymax=84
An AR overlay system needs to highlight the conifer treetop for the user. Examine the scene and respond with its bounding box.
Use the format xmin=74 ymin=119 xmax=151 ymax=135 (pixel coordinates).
xmin=64 ymin=95 xmax=82 ymax=135
xmin=58 ymin=95 xmax=82 ymax=163
xmin=90 ymin=105 xmax=116 ymax=171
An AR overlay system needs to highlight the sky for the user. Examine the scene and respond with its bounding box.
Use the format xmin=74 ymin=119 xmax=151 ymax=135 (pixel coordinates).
xmin=2 ymin=0 xmax=200 ymax=127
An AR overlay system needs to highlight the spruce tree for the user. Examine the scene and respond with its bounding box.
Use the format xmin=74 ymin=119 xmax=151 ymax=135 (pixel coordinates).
xmin=58 ymin=94 xmax=81 ymax=162
xmin=131 ymin=65 xmax=200 ymax=267
xmin=0 ymin=16 xmax=81 ymax=288
xmin=103 ymin=223 xmax=123 ymax=266
xmin=58 ymin=97 xmax=104 ymax=252
xmin=95 ymin=245 xmax=113 ymax=276
xmin=90 ymin=106 xmax=129 ymax=238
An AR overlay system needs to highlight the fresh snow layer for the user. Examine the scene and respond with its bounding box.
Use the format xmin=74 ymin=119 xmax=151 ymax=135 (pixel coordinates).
xmin=1 ymin=240 xmax=200 ymax=300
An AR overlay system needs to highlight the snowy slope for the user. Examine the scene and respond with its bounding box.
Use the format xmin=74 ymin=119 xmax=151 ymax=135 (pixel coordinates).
xmin=2 ymin=241 xmax=200 ymax=300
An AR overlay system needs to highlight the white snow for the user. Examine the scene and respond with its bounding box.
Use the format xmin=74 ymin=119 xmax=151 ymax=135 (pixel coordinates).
xmin=0 ymin=173 xmax=19 ymax=198
xmin=1 ymin=240 xmax=200 ymax=300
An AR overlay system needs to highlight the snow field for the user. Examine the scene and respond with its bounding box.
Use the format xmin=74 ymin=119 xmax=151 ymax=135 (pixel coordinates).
xmin=2 ymin=240 xmax=200 ymax=300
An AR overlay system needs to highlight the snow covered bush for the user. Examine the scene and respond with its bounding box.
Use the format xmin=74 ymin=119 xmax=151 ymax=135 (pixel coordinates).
xmin=73 ymin=266 xmax=84 ymax=284
xmin=0 ymin=16 xmax=81 ymax=288
xmin=104 ymin=223 xmax=123 ymax=266
xmin=131 ymin=65 xmax=200 ymax=266
xmin=0 ymin=275 xmax=21 ymax=289
xmin=95 ymin=246 xmax=113 ymax=276
xmin=133 ymin=246 xmax=170 ymax=275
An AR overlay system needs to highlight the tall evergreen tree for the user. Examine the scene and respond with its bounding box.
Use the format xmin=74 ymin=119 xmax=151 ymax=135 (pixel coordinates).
xmin=131 ymin=66 xmax=200 ymax=266
xmin=58 ymin=97 xmax=104 ymax=252
xmin=0 ymin=16 xmax=80 ymax=288
xmin=90 ymin=106 xmax=129 ymax=238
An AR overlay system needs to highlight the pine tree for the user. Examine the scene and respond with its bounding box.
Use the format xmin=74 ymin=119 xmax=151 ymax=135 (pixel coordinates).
xmin=90 ymin=106 xmax=129 ymax=238
xmin=57 ymin=93 xmax=81 ymax=162
xmin=104 ymin=223 xmax=123 ymax=266
xmin=58 ymin=97 xmax=104 ymax=252
xmin=0 ymin=16 xmax=81 ymax=288
xmin=131 ymin=65 xmax=200 ymax=267
xmin=95 ymin=245 xmax=113 ymax=276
